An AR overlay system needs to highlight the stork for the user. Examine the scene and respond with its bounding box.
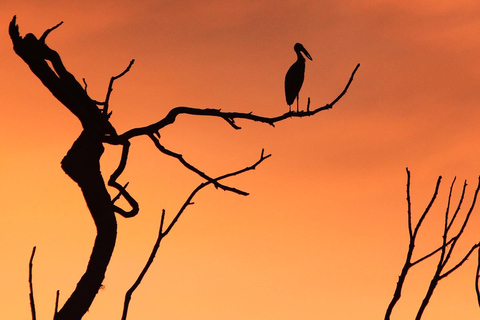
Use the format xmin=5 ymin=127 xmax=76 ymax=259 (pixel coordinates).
xmin=284 ymin=43 xmax=313 ymax=112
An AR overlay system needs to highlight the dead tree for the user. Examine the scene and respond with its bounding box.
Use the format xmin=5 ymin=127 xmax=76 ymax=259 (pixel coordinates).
xmin=385 ymin=168 xmax=480 ymax=320
xmin=9 ymin=16 xmax=359 ymax=320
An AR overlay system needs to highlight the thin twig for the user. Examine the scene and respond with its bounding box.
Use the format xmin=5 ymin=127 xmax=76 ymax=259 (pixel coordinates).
xmin=406 ymin=168 xmax=413 ymax=238
xmin=54 ymin=290 xmax=60 ymax=319
xmin=476 ymin=246 xmax=480 ymax=308
xmin=163 ymin=149 xmax=270 ymax=237
xmin=441 ymin=177 xmax=480 ymax=276
xmin=447 ymin=180 xmax=467 ymax=232
xmin=29 ymin=246 xmax=37 ymax=320
xmin=415 ymin=176 xmax=480 ymax=320
xmin=39 ymin=21 xmax=63 ymax=43
xmin=385 ymin=170 xmax=442 ymax=320
xmin=148 ymin=134 xmax=248 ymax=196
xmin=411 ymin=238 xmax=455 ymax=267
xmin=412 ymin=175 xmax=442 ymax=239
xmin=121 ymin=210 xmax=165 ymax=320
xmin=440 ymin=243 xmax=480 ymax=279
xmin=103 ymin=59 xmax=135 ymax=115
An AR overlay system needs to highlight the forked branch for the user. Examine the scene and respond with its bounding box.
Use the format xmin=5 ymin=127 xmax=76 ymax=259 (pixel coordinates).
xmin=121 ymin=150 xmax=271 ymax=320
xmin=104 ymin=63 xmax=359 ymax=204
xmin=385 ymin=171 xmax=480 ymax=320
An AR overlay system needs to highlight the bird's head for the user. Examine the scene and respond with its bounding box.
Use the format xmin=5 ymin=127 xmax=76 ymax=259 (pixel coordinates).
xmin=294 ymin=43 xmax=313 ymax=61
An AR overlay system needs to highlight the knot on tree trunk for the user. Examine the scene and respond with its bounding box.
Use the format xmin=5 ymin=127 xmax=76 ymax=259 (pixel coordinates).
xmin=61 ymin=131 xmax=104 ymax=184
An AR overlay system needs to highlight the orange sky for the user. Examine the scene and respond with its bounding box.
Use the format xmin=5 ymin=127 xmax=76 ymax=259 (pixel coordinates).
xmin=2 ymin=1 xmax=480 ymax=319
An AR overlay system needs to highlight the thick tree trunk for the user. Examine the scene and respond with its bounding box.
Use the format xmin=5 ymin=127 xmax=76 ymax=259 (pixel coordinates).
xmin=9 ymin=17 xmax=118 ymax=320
xmin=54 ymin=131 xmax=117 ymax=320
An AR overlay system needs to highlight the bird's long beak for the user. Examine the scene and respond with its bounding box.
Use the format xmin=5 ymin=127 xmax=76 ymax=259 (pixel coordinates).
xmin=302 ymin=47 xmax=313 ymax=61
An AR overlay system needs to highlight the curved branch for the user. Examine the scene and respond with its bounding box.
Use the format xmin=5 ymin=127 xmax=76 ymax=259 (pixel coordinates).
xmin=108 ymin=141 xmax=139 ymax=217
xmin=39 ymin=21 xmax=63 ymax=43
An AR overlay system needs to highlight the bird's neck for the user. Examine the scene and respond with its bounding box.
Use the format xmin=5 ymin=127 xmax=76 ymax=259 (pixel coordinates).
xmin=296 ymin=51 xmax=305 ymax=61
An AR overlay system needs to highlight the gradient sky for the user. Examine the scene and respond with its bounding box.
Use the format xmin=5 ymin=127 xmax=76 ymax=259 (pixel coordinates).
xmin=2 ymin=1 xmax=480 ymax=319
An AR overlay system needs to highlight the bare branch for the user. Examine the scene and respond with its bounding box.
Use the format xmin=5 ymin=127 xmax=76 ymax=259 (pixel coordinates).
xmin=29 ymin=246 xmax=37 ymax=320
xmin=443 ymin=177 xmax=456 ymax=240
xmin=441 ymin=176 xmax=480 ymax=274
xmin=440 ymin=243 xmax=480 ymax=280
xmin=113 ymin=63 xmax=361 ymax=142
xmin=386 ymin=170 xmax=442 ymax=320
xmin=476 ymin=246 xmax=480 ymax=308
xmin=122 ymin=150 xmax=270 ymax=319
xmin=121 ymin=210 xmax=165 ymax=320
xmin=163 ymin=149 xmax=271 ymax=237
xmin=327 ymin=63 xmax=360 ymax=108
xmin=108 ymin=141 xmax=139 ymax=217
xmin=39 ymin=21 xmax=63 ymax=43
xmin=439 ymin=179 xmax=479 ymax=272
xmin=447 ymin=180 xmax=467 ymax=232
xmin=53 ymin=290 xmax=60 ymax=319
xmin=102 ymin=59 xmax=135 ymax=115
xmin=148 ymin=133 xmax=249 ymax=195
xmin=411 ymin=238 xmax=455 ymax=267
xmin=415 ymin=176 xmax=480 ymax=319
xmin=223 ymin=116 xmax=241 ymax=129
xmin=406 ymin=168 xmax=413 ymax=238
xmin=412 ymin=175 xmax=442 ymax=239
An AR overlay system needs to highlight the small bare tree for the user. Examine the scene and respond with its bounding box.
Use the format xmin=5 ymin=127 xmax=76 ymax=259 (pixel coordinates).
xmin=9 ymin=16 xmax=359 ymax=320
xmin=385 ymin=168 xmax=480 ymax=320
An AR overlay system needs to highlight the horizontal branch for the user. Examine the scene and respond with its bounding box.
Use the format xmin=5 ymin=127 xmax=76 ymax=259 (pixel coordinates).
xmin=111 ymin=63 xmax=360 ymax=142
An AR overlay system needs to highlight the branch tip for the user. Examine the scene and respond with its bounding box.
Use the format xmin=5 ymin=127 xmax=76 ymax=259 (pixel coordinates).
xmin=40 ymin=21 xmax=63 ymax=43
xmin=29 ymin=246 xmax=37 ymax=320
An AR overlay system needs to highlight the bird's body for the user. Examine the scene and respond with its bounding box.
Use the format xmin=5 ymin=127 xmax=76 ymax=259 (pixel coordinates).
xmin=284 ymin=43 xmax=312 ymax=112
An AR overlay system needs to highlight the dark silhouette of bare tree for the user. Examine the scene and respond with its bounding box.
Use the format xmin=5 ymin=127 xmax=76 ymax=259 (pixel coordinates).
xmin=10 ymin=16 xmax=359 ymax=320
xmin=385 ymin=168 xmax=480 ymax=320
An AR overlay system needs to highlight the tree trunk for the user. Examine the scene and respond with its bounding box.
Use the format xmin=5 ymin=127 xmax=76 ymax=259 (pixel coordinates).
xmin=9 ymin=17 xmax=118 ymax=320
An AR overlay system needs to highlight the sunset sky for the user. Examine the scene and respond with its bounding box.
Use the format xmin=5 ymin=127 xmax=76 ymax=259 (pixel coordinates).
xmin=2 ymin=1 xmax=480 ymax=319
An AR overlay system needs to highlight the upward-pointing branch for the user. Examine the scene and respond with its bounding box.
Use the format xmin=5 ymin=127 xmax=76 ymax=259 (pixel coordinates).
xmin=29 ymin=246 xmax=37 ymax=320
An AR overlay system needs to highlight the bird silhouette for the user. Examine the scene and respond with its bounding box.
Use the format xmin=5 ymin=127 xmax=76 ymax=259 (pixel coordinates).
xmin=284 ymin=43 xmax=313 ymax=112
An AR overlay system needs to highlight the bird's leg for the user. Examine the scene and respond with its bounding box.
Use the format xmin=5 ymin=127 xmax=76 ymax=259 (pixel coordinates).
xmin=296 ymin=95 xmax=299 ymax=112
